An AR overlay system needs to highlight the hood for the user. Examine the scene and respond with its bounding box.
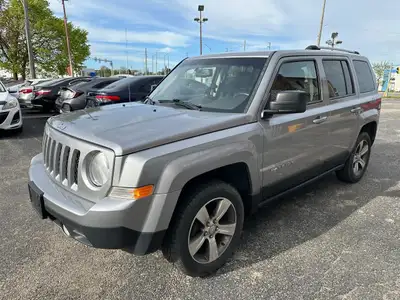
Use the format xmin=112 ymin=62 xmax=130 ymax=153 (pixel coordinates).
xmin=0 ymin=92 xmax=12 ymax=109
xmin=47 ymin=102 xmax=251 ymax=156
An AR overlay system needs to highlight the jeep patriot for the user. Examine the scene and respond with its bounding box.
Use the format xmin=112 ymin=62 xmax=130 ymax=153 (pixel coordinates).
xmin=28 ymin=46 xmax=381 ymax=277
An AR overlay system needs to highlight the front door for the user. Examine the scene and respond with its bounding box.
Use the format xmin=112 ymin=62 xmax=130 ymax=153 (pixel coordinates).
xmin=259 ymin=58 xmax=331 ymax=200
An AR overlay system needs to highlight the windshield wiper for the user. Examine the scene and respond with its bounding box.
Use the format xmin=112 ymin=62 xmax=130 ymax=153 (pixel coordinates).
xmin=144 ymin=95 xmax=158 ymax=105
xmin=158 ymin=99 xmax=202 ymax=111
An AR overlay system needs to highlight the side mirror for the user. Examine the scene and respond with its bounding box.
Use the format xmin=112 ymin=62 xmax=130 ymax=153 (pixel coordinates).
xmin=150 ymin=84 xmax=158 ymax=92
xmin=261 ymin=90 xmax=307 ymax=118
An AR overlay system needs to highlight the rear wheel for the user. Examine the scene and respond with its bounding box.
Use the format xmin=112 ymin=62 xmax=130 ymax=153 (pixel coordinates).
xmin=162 ymin=180 xmax=244 ymax=277
xmin=336 ymin=132 xmax=371 ymax=183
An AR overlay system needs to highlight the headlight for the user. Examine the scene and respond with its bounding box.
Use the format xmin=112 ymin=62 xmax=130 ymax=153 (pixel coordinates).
xmin=87 ymin=152 xmax=110 ymax=187
xmin=2 ymin=98 xmax=18 ymax=110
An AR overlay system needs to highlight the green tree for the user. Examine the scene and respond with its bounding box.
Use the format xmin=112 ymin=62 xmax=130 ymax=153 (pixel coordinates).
xmin=372 ymin=61 xmax=391 ymax=85
xmin=0 ymin=0 xmax=90 ymax=79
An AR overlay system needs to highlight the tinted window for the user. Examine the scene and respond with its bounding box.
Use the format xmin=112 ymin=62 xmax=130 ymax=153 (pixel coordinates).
xmin=138 ymin=78 xmax=159 ymax=93
xmin=353 ymin=60 xmax=376 ymax=93
xmin=36 ymin=78 xmax=63 ymax=87
xmin=101 ymin=77 xmax=140 ymax=91
xmin=92 ymin=80 xmax=118 ymax=89
xmin=0 ymin=82 xmax=6 ymax=92
xmin=323 ymin=60 xmax=354 ymax=98
xmin=270 ymin=60 xmax=319 ymax=103
xmin=341 ymin=61 xmax=354 ymax=94
xmin=68 ymin=78 xmax=91 ymax=86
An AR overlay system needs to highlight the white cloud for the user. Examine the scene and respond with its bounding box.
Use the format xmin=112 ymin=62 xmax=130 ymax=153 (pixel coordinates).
xmin=49 ymin=0 xmax=400 ymax=64
xmin=73 ymin=21 xmax=190 ymax=47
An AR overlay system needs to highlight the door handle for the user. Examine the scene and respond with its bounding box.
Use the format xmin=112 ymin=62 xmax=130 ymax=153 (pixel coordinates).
xmin=350 ymin=107 xmax=362 ymax=113
xmin=313 ymin=116 xmax=328 ymax=124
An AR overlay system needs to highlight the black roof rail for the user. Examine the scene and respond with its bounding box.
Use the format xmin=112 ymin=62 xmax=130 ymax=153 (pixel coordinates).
xmin=305 ymin=45 xmax=360 ymax=55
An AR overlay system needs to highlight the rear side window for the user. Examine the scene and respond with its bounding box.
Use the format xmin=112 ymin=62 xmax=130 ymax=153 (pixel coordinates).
xmin=269 ymin=60 xmax=320 ymax=103
xmin=353 ymin=60 xmax=376 ymax=93
xmin=323 ymin=60 xmax=354 ymax=98
xmin=92 ymin=80 xmax=117 ymax=89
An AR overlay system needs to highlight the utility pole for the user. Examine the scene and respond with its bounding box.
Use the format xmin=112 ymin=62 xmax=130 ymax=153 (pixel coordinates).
xmin=155 ymin=51 xmax=158 ymax=74
xmin=144 ymin=48 xmax=148 ymax=75
xmin=194 ymin=5 xmax=208 ymax=55
xmin=316 ymin=0 xmax=327 ymax=46
xmin=125 ymin=28 xmax=128 ymax=70
xmin=21 ymin=0 xmax=36 ymax=79
xmin=243 ymin=40 xmax=246 ymax=51
xmin=61 ymin=0 xmax=74 ymax=77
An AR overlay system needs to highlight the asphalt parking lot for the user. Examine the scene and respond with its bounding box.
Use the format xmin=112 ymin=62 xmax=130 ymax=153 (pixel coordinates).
xmin=0 ymin=103 xmax=399 ymax=300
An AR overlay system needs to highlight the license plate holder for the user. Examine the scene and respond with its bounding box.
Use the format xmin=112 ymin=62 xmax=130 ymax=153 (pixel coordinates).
xmin=28 ymin=181 xmax=47 ymax=219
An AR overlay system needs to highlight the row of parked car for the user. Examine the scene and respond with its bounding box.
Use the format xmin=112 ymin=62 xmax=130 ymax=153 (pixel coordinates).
xmin=6 ymin=75 xmax=165 ymax=113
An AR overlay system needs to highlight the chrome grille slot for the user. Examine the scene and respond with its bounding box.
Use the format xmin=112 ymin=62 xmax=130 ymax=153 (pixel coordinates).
xmin=49 ymin=139 xmax=56 ymax=173
xmin=54 ymin=143 xmax=63 ymax=177
xmin=44 ymin=135 xmax=52 ymax=167
xmin=60 ymin=146 xmax=70 ymax=184
xmin=70 ymin=150 xmax=81 ymax=185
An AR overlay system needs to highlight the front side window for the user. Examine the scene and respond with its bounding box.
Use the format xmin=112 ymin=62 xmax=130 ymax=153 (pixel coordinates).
xmin=0 ymin=82 xmax=6 ymax=92
xmin=269 ymin=60 xmax=320 ymax=103
xmin=150 ymin=57 xmax=267 ymax=113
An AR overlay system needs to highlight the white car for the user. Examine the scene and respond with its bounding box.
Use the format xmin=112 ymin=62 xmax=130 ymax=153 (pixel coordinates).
xmin=18 ymin=78 xmax=54 ymax=108
xmin=0 ymin=80 xmax=23 ymax=133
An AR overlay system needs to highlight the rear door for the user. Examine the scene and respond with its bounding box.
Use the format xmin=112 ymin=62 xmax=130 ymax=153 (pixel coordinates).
xmin=321 ymin=56 xmax=360 ymax=167
xmin=259 ymin=57 xmax=332 ymax=199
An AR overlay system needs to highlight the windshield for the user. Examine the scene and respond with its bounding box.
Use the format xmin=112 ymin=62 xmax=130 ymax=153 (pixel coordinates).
xmin=150 ymin=57 xmax=267 ymax=113
xmin=0 ymin=81 xmax=6 ymax=92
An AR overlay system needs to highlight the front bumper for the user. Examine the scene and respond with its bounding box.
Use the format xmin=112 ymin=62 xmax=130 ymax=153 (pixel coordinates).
xmin=28 ymin=154 xmax=179 ymax=255
xmin=0 ymin=106 xmax=23 ymax=130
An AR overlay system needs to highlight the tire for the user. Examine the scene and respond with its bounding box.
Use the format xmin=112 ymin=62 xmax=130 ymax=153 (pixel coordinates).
xmin=41 ymin=104 xmax=53 ymax=113
xmin=336 ymin=132 xmax=372 ymax=183
xmin=162 ymin=180 xmax=244 ymax=277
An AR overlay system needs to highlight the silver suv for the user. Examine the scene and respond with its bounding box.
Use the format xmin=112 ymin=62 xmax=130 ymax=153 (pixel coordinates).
xmin=28 ymin=46 xmax=381 ymax=277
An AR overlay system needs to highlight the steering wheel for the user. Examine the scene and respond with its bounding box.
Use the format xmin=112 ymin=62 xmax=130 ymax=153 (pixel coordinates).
xmin=233 ymin=92 xmax=250 ymax=98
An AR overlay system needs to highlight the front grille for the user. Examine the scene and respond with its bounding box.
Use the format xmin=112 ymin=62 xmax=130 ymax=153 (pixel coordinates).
xmin=43 ymin=131 xmax=81 ymax=189
xmin=0 ymin=112 xmax=8 ymax=124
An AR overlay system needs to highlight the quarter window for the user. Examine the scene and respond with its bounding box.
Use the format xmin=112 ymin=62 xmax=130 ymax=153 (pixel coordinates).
xmin=269 ymin=60 xmax=320 ymax=103
xmin=353 ymin=60 xmax=376 ymax=93
xmin=323 ymin=60 xmax=354 ymax=98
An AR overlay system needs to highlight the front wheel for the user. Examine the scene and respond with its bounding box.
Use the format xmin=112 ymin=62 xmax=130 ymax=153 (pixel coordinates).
xmin=162 ymin=180 xmax=244 ymax=277
xmin=336 ymin=132 xmax=372 ymax=183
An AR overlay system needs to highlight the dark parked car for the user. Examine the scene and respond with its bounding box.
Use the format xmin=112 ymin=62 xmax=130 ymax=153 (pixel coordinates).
xmin=86 ymin=75 xmax=164 ymax=108
xmin=31 ymin=77 xmax=92 ymax=111
xmin=55 ymin=77 xmax=121 ymax=113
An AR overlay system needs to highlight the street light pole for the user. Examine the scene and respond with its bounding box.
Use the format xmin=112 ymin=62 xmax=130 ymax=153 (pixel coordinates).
xmin=194 ymin=5 xmax=208 ymax=55
xmin=316 ymin=0 xmax=327 ymax=47
xmin=21 ymin=0 xmax=36 ymax=79
xmin=61 ymin=0 xmax=74 ymax=77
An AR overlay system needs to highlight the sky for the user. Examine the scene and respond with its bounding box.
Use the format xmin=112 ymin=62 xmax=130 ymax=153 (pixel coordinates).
xmin=48 ymin=0 xmax=400 ymax=72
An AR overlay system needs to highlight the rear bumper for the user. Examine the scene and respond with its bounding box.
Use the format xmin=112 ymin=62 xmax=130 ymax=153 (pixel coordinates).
xmin=56 ymin=97 xmax=86 ymax=112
